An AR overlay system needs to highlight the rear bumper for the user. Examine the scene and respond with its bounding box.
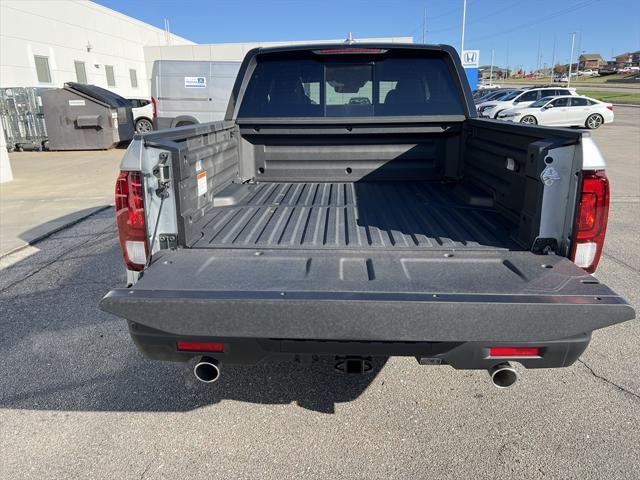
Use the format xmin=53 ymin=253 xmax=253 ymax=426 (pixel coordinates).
xmin=127 ymin=322 xmax=591 ymax=369
xmin=99 ymin=249 xmax=635 ymax=368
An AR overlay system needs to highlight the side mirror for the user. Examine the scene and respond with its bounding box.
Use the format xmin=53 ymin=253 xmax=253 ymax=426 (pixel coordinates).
xmin=544 ymin=104 xmax=554 ymax=109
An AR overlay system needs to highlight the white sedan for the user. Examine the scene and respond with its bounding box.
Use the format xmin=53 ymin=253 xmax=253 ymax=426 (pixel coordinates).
xmin=497 ymin=96 xmax=614 ymax=129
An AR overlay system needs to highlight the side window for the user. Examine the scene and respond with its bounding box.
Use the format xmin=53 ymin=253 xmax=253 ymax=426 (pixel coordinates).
xmin=34 ymin=55 xmax=52 ymax=83
xmin=129 ymin=69 xmax=138 ymax=88
xmin=129 ymin=99 xmax=139 ymax=108
xmin=540 ymin=90 xmax=555 ymax=98
xmin=571 ymin=97 xmax=588 ymax=106
xmin=557 ymin=89 xmax=570 ymax=96
xmin=552 ymin=97 xmax=570 ymax=107
xmin=139 ymin=99 xmax=150 ymax=107
xmin=516 ymin=90 xmax=538 ymax=102
xmin=105 ymin=65 xmax=116 ymax=87
xmin=74 ymin=61 xmax=87 ymax=84
xmin=302 ymin=81 xmax=320 ymax=105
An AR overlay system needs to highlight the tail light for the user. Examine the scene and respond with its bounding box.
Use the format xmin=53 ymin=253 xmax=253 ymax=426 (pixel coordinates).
xmin=115 ymin=171 xmax=148 ymax=271
xmin=570 ymin=170 xmax=609 ymax=273
xmin=150 ymin=96 xmax=157 ymax=119
xmin=606 ymin=105 xmax=614 ymax=111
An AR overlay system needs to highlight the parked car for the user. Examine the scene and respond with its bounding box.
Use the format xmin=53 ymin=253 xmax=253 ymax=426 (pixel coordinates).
xmin=128 ymin=98 xmax=154 ymax=133
xmin=151 ymin=60 xmax=241 ymax=129
xmin=577 ymin=70 xmax=599 ymax=77
xmin=498 ymin=95 xmax=614 ymax=129
xmin=100 ymin=43 xmax=634 ymax=388
xmin=477 ymin=86 xmax=577 ymax=118
xmin=553 ymin=75 xmax=569 ymax=82
xmin=474 ymin=89 xmax=517 ymax=104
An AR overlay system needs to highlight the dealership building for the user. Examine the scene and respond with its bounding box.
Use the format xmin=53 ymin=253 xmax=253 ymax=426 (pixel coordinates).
xmin=0 ymin=0 xmax=412 ymax=99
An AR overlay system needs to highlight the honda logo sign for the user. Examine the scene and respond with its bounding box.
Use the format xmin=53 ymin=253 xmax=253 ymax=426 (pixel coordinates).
xmin=462 ymin=50 xmax=480 ymax=68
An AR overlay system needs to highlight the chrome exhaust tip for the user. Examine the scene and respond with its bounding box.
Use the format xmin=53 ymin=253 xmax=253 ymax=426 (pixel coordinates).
xmin=489 ymin=362 xmax=518 ymax=389
xmin=193 ymin=356 xmax=220 ymax=383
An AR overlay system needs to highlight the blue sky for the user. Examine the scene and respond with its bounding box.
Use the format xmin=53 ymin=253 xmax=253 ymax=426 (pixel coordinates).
xmin=97 ymin=0 xmax=640 ymax=70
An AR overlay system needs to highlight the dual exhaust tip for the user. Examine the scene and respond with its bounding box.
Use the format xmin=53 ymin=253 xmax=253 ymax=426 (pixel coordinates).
xmin=194 ymin=357 xmax=518 ymax=388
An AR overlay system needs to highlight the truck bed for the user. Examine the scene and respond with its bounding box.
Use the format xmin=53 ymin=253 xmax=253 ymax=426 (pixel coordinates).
xmin=192 ymin=181 xmax=519 ymax=251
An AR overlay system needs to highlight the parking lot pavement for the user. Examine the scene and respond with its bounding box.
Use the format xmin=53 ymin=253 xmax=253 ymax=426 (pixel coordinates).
xmin=0 ymin=149 xmax=122 ymax=255
xmin=0 ymin=109 xmax=638 ymax=480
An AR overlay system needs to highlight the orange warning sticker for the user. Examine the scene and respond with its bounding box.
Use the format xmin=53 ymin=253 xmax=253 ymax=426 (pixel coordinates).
xmin=197 ymin=171 xmax=207 ymax=196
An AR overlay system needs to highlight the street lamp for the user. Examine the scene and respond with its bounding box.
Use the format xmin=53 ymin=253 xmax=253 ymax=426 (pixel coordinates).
xmin=568 ymin=32 xmax=577 ymax=87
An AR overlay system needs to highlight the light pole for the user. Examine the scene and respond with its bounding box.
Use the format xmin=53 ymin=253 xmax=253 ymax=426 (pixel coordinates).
xmin=461 ymin=0 xmax=467 ymax=54
xmin=489 ymin=49 xmax=495 ymax=86
xmin=568 ymin=32 xmax=576 ymax=87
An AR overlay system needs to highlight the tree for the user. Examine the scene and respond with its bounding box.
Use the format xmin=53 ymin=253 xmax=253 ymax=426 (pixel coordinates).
xmin=554 ymin=63 xmax=566 ymax=74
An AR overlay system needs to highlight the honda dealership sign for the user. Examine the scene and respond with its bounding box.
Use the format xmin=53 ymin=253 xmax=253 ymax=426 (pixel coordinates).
xmin=462 ymin=50 xmax=480 ymax=90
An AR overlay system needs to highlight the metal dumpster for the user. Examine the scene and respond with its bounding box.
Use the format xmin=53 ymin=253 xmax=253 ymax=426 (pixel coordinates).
xmin=41 ymin=82 xmax=134 ymax=150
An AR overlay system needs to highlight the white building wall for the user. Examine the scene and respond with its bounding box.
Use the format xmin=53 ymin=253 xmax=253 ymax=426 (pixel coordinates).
xmin=143 ymin=37 xmax=414 ymax=74
xmin=0 ymin=0 xmax=193 ymax=98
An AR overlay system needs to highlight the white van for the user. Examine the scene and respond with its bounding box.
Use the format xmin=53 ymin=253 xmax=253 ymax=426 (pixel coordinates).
xmin=151 ymin=60 xmax=241 ymax=130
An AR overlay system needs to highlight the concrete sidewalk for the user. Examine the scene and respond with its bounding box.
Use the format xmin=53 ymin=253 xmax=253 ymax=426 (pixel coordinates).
xmin=0 ymin=149 xmax=123 ymax=255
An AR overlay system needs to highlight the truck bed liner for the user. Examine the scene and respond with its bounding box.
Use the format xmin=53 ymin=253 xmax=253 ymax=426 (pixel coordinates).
xmin=192 ymin=182 xmax=519 ymax=250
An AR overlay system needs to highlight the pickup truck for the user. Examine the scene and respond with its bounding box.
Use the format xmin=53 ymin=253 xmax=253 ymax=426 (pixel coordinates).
xmin=100 ymin=43 xmax=635 ymax=388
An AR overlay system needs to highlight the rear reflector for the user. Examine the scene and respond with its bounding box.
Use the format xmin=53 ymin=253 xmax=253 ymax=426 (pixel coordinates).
xmin=313 ymin=48 xmax=388 ymax=55
xmin=115 ymin=171 xmax=148 ymax=271
xmin=489 ymin=347 xmax=540 ymax=357
xmin=176 ymin=341 xmax=224 ymax=353
xmin=570 ymin=170 xmax=609 ymax=273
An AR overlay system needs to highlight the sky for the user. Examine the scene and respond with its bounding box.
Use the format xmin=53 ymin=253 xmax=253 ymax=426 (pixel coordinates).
xmin=96 ymin=0 xmax=640 ymax=71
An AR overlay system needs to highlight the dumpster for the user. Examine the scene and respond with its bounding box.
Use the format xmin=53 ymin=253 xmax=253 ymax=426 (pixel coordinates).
xmin=41 ymin=82 xmax=134 ymax=150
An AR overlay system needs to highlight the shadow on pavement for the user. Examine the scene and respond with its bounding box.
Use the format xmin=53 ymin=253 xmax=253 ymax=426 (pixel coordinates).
xmin=15 ymin=206 xmax=111 ymax=248
xmin=1 ymin=210 xmax=383 ymax=414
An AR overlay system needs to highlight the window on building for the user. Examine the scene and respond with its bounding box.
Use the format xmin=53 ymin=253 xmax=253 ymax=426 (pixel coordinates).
xmin=34 ymin=55 xmax=52 ymax=83
xmin=74 ymin=61 xmax=87 ymax=84
xmin=105 ymin=65 xmax=116 ymax=87
xmin=129 ymin=69 xmax=138 ymax=88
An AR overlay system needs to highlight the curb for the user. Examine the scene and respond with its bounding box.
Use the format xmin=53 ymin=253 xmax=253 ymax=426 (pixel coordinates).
xmin=0 ymin=205 xmax=113 ymax=260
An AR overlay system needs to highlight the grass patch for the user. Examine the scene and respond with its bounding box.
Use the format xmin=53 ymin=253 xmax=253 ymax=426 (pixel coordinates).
xmin=577 ymin=90 xmax=640 ymax=104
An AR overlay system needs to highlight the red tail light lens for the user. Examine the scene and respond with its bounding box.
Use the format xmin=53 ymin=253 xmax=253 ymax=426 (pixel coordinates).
xmin=115 ymin=171 xmax=148 ymax=271
xmin=606 ymin=105 xmax=614 ymax=111
xmin=489 ymin=347 xmax=540 ymax=357
xmin=570 ymin=170 xmax=609 ymax=273
xmin=177 ymin=341 xmax=224 ymax=352
xmin=150 ymin=96 xmax=157 ymax=119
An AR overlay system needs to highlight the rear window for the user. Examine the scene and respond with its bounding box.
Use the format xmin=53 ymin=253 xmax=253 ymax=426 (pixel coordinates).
xmin=237 ymin=54 xmax=464 ymax=118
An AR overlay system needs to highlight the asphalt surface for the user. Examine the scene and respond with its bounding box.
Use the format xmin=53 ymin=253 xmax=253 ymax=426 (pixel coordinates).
xmin=1 ymin=108 xmax=639 ymax=479
xmin=0 ymin=149 xmax=122 ymax=255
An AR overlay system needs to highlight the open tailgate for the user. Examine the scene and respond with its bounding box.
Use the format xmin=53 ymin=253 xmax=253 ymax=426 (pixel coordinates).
xmin=100 ymin=249 xmax=634 ymax=342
